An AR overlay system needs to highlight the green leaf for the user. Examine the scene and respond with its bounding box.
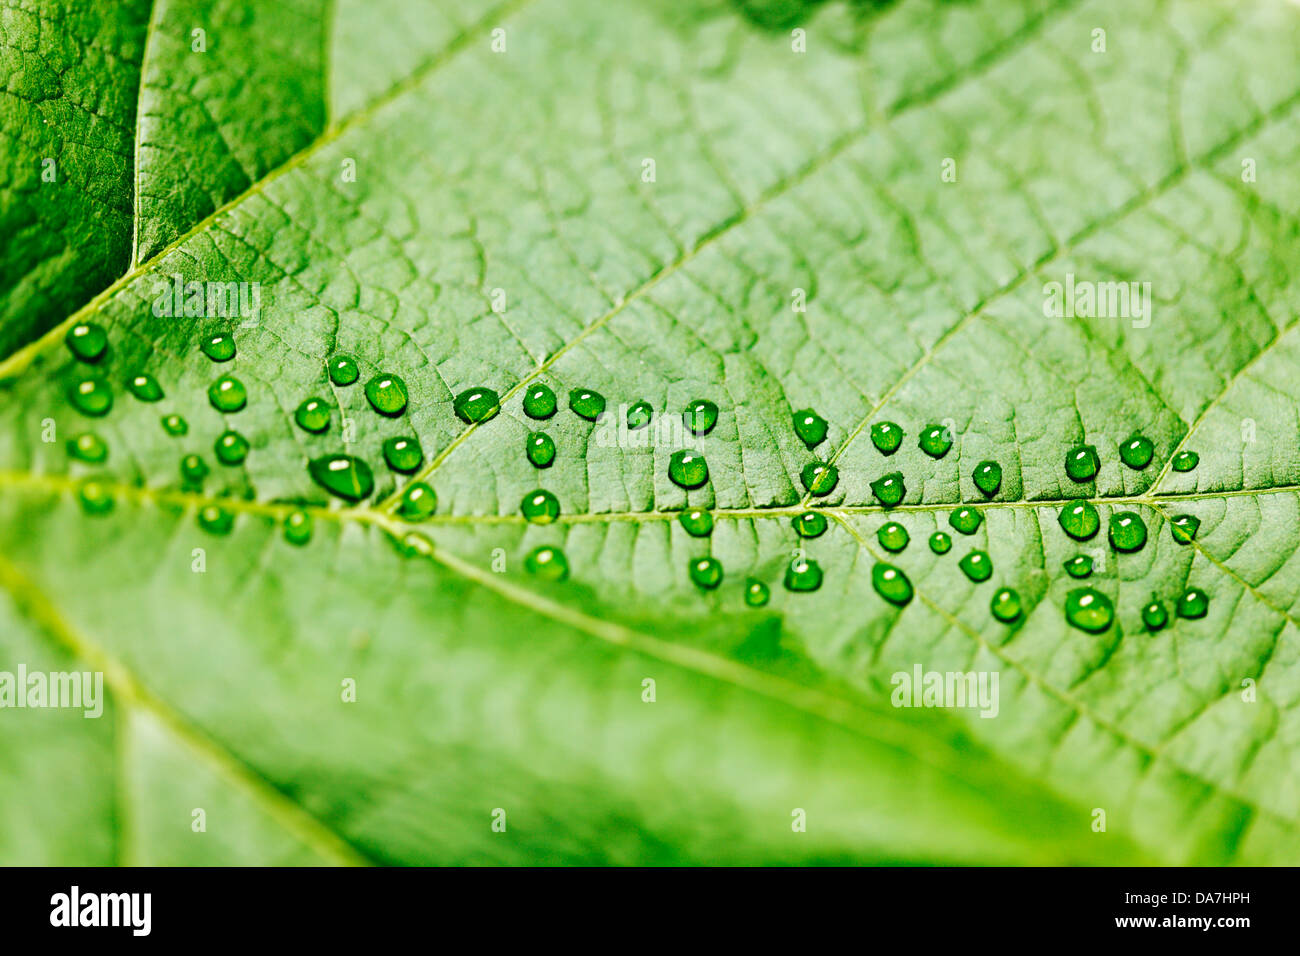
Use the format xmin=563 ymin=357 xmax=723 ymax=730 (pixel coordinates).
xmin=2 ymin=0 xmax=1300 ymax=864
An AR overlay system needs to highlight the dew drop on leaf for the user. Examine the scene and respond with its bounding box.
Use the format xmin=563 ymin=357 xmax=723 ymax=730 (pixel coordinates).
xmin=929 ymin=531 xmax=951 ymax=554
xmin=871 ymin=562 xmax=912 ymax=606
xmin=792 ymin=409 xmax=827 ymax=448
xmin=1176 ymin=588 xmax=1209 ymax=619
xmin=683 ymin=399 xmax=718 ymax=436
xmin=958 ymin=550 xmax=992 ymax=582
xmin=1064 ymin=587 xmax=1114 ymax=633
xmin=972 ymin=460 xmax=1002 ymax=497
xmin=396 ymin=482 xmax=437 ymax=521
xmin=161 ymin=414 xmax=188 ymax=436
xmin=77 ymin=480 xmax=113 ymax=516
xmin=283 ymin=510 xmax=312 ymax=546
xmin=197 ymin=504 xmax=234 ymax=535
xmin=1058 ymin=500 xmax=1100 ymax=540
xmin=1064 ymin=444 xmax=1100 ymax=482
xmin=1171 ymin=450 xmax=1199 ymax=472
xmin=66 ymin=322 xmax=107 ymax=362
xmin=744 ymin=578 xmax=770 ymax=607
xmin=201 ymin=333 xmax=236 ymax=362
xmin=383 ymin=436 xmax=423 ymax=473
xmin=990 ymin=587 xmax=1022 ymax=622
xmin=917 ymin=424 xmax=952 ymax=459
xmin=678 ymin=508 xmax=713 ymax=537
xmin=180 ymin=454 xmax=209 ymax=484
xmin=67 ymin=433 xmax=107 ymax=463
xmin=870 ymin=471 xmax=904 ymax=506
xmin=454 ymin=387 xmax=500 ymax=424
xmin=214 ymin=430 xmax=250 ymax=465
xmin=365 ymin=374 xmax=408 ymax=416
xmin=792 ymin=512 xmax=828 ymax=538
xmin=1142 ymin=598 xmax=1168 ymax=631
xmin=526 ymin=545 xmax=569 ymax=581
xmin=877 ymin=520 xmax=909 ymax=552
xmin=870 ymin=421 xmax=903 ymax=455
xmin=521 ymin=489 xmax=560 ymax=524
xmin=689 ymin=556 xmax=723 ymax=590
xmin=1108 ymin=511 xmax=1147 ymax=552
xmin=208 ymin=375 xmax=247 ymax=412
xmin=126 ymin=373 xmax=163 ymax=402
xmin=668 ymin=450 xmax=709 ymax=489
xmin=569 ymin=388 xmax=606 ymax=421
xmin=327 ymin=354 xmax=359 ymax=386
xmin=1064 ymin=554 xmax=1093 ymax=578
xmin=949 ymin=506 xmax=982 ymax=535
xmin=801 ymin=461 xmax=838 ymax=496
xmin=626 ymin=400 xmax=653 ymax=430
xmin=308 ymin=454 xmax=375 ymax=501
xmin=525 ymin=432 xmax=555 ymax=468
xmin=294 ymin=397 xmax=330 ymax=433
xmin=523 ymin=384 xmax=557 ymax=420
xmin=1169 ymin=514 xmax=1200 ymax=544
xmin=68 ymin=377 xmax=113 ymax=416
xmin=784 ymin=557 xmax=824 ymax=593
xmin=1118 ymin=434 xmax=1154 ymax=469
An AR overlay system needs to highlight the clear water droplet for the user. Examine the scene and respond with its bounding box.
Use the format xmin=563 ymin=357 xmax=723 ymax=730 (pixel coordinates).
xmin=801 ymin=461 xmax=838 ymax=497
xmin=396 ymin=482 xmax=437 ymax=521
xmin=294 ymin=397 xmax=330 ymax=433
xmin=283 ymin=509 xmax=312 ymax=545
xmin=877 ymin=521 xmax=909 ymax=552
xmin=525 ymin=432 xmax=555 ymax=468
xmin=929 ymin=531 xmax=951 ymax=554
xmin=126 ymin=373 xmax=163 ymax=402
xmin=626 ymin=400 xmax=653 ymax=430
xmin=1064 ymin=444 xmax=1100 ymax=482
xmin=668 ymin=450 xmax=709 ymax=489
xmin=784 ymin=556 xmax=824 ymax=592
xmin=689 ymin=556 xmax=723 ymax=590
xmin=949 ymin=506 xmax=982 ymax=535
xmin=208 ymin=375 xmax=247 ymax=412
xmin=972 ymin=460 xmax=1002 ymax=497
xmin=918 ymin=424 xmax=952 ymax=459
xmin=328 ymin=354 xmax=359 ymax=386
xmin=1142 ymin=597 xmax=1168 ymax=631
xmin=1171 ymin=450 xmax=1199 ymax=472
xmin=454 ymin=387 xmax=500 ymax=424
xmin=1058 ymin=500 xmax=1100 ymax=540
xmin=68 ymin=377 xmax=113 ymax=416
xmin=792 ymin=512 xmax=828 ymax=538
xmin=744 ymin=578 xmax=770 ymax=607
xmin=872 ymin=562 xmax=912 ymax=605
xmin=792 ymin=409 xmax=827 ymax=448
xmin=308 ymin=454 xmax=375 ymax=501
xmin=521 ymin=489 xmax=560 ymax=524
xmin=1064 ymin=555 xmax=1093 ymax=578
xmin=569 ymin=388 xmax=606 ymax=421
xmin=161 ymin=414 xmax=188 ymax=436
xmin=870 ymin=471 xmax=905 ymax=507
xmin=365 ymin=374 xmax=408 ymax=416
xmin=180 ymin=454 xmax=210 ymax=484
xmin=523 ymin=384 xmax=557 ymax=420
xmin=201 ymin=333 xmax=236 ymax=362
xmin=678 ymin=508 xmax=713 ymax=537
xmin=683 ymin=399 xmax=718 ymax=436
xmin=870 ymin=421 xmax=903 ymax=455
xmin=67 ymin=433 xmax=107 ymax=463
xmin=1108 ymin=511 xmax=1147 ymax=552
xmin=382 ymin=436 xmax=423 ymax=473
xmin=1065 ymin=587 xmax=1114 ymax=632
xmin=77 ymin=480 xmax=114 ymax=515
xmin=1118 ymin=435 xmax=1154 ymax=469
xmin=1169 ymin=513 xmax=1200 ymax=544
xmin=214 ymin=430 xmax=250 ymax=465
xmin=958 ymin=550 xmax=992 ymax=582
xmin=66 ymin=323 xmax=107 ymax=362
xmin=526 ymin=545 xmax=569 ymax=581
xmin=990 ymin=587 xmax=1022 ymax=622
xmin=198 ymin=504 xmax=234 ymax=535
xmin=1176 ymin=587 xmax=1209 ymax=619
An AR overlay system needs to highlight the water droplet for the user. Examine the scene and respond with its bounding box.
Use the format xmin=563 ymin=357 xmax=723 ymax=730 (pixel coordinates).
xmin=77 ymin=480 xmax=113 ymax=516
xmin=668 ymin=450 xmax=709 ymax=489
xmin=526 ymin=545 xmax=569 ymax=581
xmin=1058 ymin=500 xmax=1100 ymax=540
xmin=308 ymin=454 xmax=375 ymax=501
xmin=1064 ymin=587 xmax=1114 ymax=632
xmin=744 ymin=578 xmax=770 ymax=606
xmin=1108 ymin=511 xmax=1148 ymax=552
xmin=521 ymin=489 xmax=560 ymax=524
xmin=396 ymin=482 xmax=437 ymax=521
xmin=1171 ymin=450 xmax=1199 ymax=472
xmin=1119 ymin=435 xmax=1154 ymax=469
xmin=1176 ymin=587 xmax=1209 ymax=619
xmin=972 ymin=460 xmax=1002 ymax=497
xmin=870 ymin=421 xmax=903 ymax=455
xmin=283 ymin=509 xmax=312 ymax=545
xmin=872 ymin=562 xmax=912 ymax=605
xmin=328 ymin=354 xmax=359 ymax=386
xmin=180 ymin=454 xmax=210 ymax=484
xmin=396 ymin=532 xmax=435 ymax=558
xmin=199 ymin=501 xmax=233 ymax=535
xmin=689 ymin=556 xmax=723 ymax=590
xmin=801 ymin=461 xmax=838 ymax=497
xmin=198 ymin=504 xmax=234 ymax=535
xmin=949 ymin=506 xmax=983 ymax=535
xmin=870 ymin=471 xmax=905 ymax=507
xmin=214 ymin=430 xmax=250 ymax=465
xmin=68 ymin=377 xmax=113 ymax=416
xmin=1142 ymin=597 xmax=1168 ymax=631
xmin=569 ymin=388 xmax=606 ymax=421
xmin=523 ymin=384 xmax=557 ymax=420
xmin=201 ymin=333 xmax=236 ymax=362
xmin=126 ymin=373 xmax=163 ymax=402
xmin=784 ymin=557 xmax=824 ymax=592
xmin=990 ymin=587 xmax=1022 ymax=622
xmin=877 ymin=521 xmax=909 ymax=552
xmin=1064 ymin=555 xmax=1093 ymax=578
xmin=1065 ymin=445 xmax=1100 ymax=481
xmin=66 ymin=323 xmax=107 ymax=362
xmin=929 ymin=531 xmax=951 ymax=554
xmin=1168 ymin=513 xmax=1200 ymax=544
xmin=683 ymin=399 xmax=718 ymax=435
xmin=454 ymin=386 xmax=500 ymax=424
xmin=792 ymin=512 xmax=828 ymax=538
xmin=208 ymin=375 xmax=247 ymax=412
xmin=67 ymin=433 xmax=107 ymax=463
xmin=365 ymin=374 xmax=408 ymax=416
xmin=626 ymin=400 xmax=653 ymax=430
xmin=382 ymin=436 xmax=423 ymax=473
xmin=294 ymin=397 xmax=330 ymax=433
xmin=918 ymin=424 xmax=952 ymax=459
xmin=161 ymin=414 xmax=188 ymax=436
xmin=958 ymin=550 xmax=992 ymax=582
xmin=524 ymin=432 xmax=556 ymax=469
xmin=678 ymin=508 xmax=713 ymax=537
xmin=792 ymin=409 xmax=827 ymax=448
